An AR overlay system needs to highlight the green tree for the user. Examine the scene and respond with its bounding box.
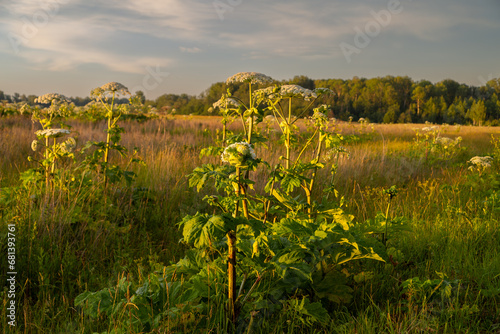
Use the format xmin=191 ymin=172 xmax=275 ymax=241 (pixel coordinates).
xmin=467 ymin=99 xmax=486 ymax=126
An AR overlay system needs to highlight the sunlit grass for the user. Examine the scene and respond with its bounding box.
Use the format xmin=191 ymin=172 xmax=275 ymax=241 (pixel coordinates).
xmin=1 ymin=114 xmax=499 ymax=333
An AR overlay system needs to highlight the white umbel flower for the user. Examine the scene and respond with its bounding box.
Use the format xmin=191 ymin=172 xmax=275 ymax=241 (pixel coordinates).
xmin=35 ymin=93 xmax=69 ymax=104
xmin=91 ymin=82 xmax=130 ymax=98
xmin=213 ymin=97 xmax=241 ymax=109
xmin=226 ymin=72 xmax=273 ymax=85
xmin=31 ymin=140 xmax=39 ymax=151
xmin=221 ymin=142 xmax=257 ymax=167
xmin=468 ymin=156 xmax=493 ymax=171
xmin=35 ymin=128 xmax=70 ymax=138
xmin=60 ymin=137 xmax=76 ymax=154
xmin=279 ymin=85 xmax=317 ymax=101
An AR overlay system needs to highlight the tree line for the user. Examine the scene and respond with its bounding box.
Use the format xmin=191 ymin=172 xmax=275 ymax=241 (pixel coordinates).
xmin=2 ymin=75 xmax=500 ymax=125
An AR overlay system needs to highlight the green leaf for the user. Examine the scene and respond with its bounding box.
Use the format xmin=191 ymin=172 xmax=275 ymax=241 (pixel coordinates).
xmin=314 ymin=270 xmax=353 ymax=304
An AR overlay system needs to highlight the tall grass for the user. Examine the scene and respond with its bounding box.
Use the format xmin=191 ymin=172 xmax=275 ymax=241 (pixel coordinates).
xmin=1 ymin=115 xmax=499 ymax=333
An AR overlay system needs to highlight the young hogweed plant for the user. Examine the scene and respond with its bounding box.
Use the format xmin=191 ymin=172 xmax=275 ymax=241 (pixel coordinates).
xmin=27 ymin=93 xmax=76 ymax=190
xmin=82 ymin=82 xmax=139 ymax=189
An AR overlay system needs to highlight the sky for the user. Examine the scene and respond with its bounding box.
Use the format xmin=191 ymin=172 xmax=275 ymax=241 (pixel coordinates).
xmin=0 ymin=0 xmax=499 ymax=100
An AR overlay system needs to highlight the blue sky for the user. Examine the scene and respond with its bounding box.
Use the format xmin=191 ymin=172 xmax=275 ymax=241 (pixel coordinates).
xmin=0 ymin=0 xmax=499 ymax=99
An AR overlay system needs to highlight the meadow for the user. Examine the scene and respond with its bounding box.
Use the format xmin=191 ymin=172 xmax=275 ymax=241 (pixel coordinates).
xmin=0 ymin=79 xmax=500 ymax=333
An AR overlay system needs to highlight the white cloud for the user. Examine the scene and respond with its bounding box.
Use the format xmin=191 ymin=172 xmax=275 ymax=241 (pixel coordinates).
xmin=179 ymin=46 xmax=201 ymax=53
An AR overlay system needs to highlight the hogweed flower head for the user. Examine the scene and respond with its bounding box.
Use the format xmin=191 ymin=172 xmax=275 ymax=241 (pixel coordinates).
xmin=60 ymin=137 xmax=76 ymax=154
xmin=253 ymin=86 xmax=279 ymax=100
xmin=221 ymin=142 xmax=257 ymax=167
xmin=35 ymin=128 xmax=70 ymax=138
xmin=91 ymin=82 xmax=130 ymax=99
xmin=311 ymin=105 xmax=329 ymax=127
xmin=279 ymin=85 xmax=317 ymax=101
xmin=435 ymin=137 xmax=453 ymax=145
xmin=35 ymin=93 xmax=69 ymax=105
xmin=226 ymin=72 xmax=273 ymax=85
xmin=31 ymin=140 xmax=39 ymax=151
xmin=468 ymin=156 xmax=493 ymax=172
xmin=421 ymin=126 xmax=439 ymax=132
xmin=213 ymin=97 xmax=241 ymax=109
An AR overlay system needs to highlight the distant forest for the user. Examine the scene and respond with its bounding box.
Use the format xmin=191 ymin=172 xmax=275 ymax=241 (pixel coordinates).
xmin=2 ymin=75 xmax=500 ymax=125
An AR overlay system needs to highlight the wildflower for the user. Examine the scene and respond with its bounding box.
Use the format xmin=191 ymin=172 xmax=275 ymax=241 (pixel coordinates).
xmin=226 ymin=72 xmax=273 ymax=85
xmin=213 ymin=97 xmax=241 ymax=109
xmin=468 ymin=156 xmax=493 ymax=171
xmin=279 ymin=85 xmax=317 ymax=101
xmin=312 ymin=110 xmax=328 ymax=127
xmin=91 ymin=82 xmax=130 ymax=99
xmin=31 ymin=140 xmax=39 ymax=151
xmin=35 ymin=128 xmax=70 ymax=138
xmin=421 ymin=126 xmax=439 ymax=132
xmin=100 ymin=82 xmax=130 ymax=93
xmin=435 ymin=137 xmax=453 ymax=145
xmin=358 ymin=118 xmax=365 ymax=123
xmin=35 ymin=93 xmax=69 ymax=105
xmin=221 ymin=142 xmax=257 ymax=167
xmin=60 ymin=137 xmax=76 ymax=154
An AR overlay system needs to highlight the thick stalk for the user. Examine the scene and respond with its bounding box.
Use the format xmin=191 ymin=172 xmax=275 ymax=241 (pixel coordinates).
xmin=45 ymin=136 xmax=50 ymax=189
xmin=306 ymin=134 xmax=324 ymax=215
xmin=228 ymin=167 xmax=241 ymax=324
xmin=247 ymin=83 xmax=253 ymax=144
xmin=103 ymin=92 xmax=116 ymax=189
xmin=227 ymin=230 xmax=236 ymax=324
xmin=285 ymin=98 xmax=292 ymax=169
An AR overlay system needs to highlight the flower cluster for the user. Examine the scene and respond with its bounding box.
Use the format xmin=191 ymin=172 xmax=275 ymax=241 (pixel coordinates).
xmin=35 ymin=128 xmax=70 ymax=138
xmin=468 ymin=156 xmax=493 ymax=171
xmin=279 ymin=85 xmax=317 ymax=101
xmin=434 ymin=136 xmax=461 ymax=146
xmin=35 ymin=93 xmax=69 ymax=105
xmin=435 ymin=137 xmax=453 ymax=145
xmin=60 ymin=137 xmax=77 ymax=154
xmin=226 ymin=72 xmax=273 ymax=85
xmin=311 ymin=105 xmax=329 ymax=128
xmin=221 ymin=142 xmax=257 ymax=167
xmin=31 ymin=140 xmax=39 ymax=151
xmin=213 ymin=97 xmax=241 ymax=109
xmin=421 ymin=126 xmax=439 ymax=132
xmin=91 ymin=82 xmax=130 ymax=99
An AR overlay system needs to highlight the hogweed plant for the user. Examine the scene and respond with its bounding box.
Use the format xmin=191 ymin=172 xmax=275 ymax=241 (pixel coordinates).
xmin=77 ymin=72 xmax=388 ymax=332
xmin=27 ymin=93 xmax=75 ymax=190
xmin=84 ymin=82 xmax=136 ymax=190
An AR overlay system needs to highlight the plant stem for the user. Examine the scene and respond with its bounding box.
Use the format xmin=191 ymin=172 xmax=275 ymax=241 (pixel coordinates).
xmin=103 ymin=92 xmax=116 ymax=189
xmin=247 ymin=83 xmax=253 ymax=144
xmin=384 ymin=198 xmax=392 ymax=246
xmin=286 ymin=98 xmax=292 ymax=169
xmin=227 ymin=230 xmax=236 ymax=324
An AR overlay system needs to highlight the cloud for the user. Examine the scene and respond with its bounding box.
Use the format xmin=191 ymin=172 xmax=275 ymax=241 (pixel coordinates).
xmin=179 ymin=46 xmax=201 ymax=53
xmin=0 ymin=0 xmax=498 ymax=78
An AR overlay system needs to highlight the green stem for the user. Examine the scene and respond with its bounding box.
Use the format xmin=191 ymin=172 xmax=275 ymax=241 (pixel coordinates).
xmin=294 ymin=128 xmax=319 ymax=169
xmin=103 ymin=92 xmax=115 ymax=189
xmin=285 ymin=98 xmax=292 ymax=169
xmin=233 ymin=167 xmax=241 ymax=218
xmin=384 ymin=198 xmax=392 ymax=246
xmin=247 ymin=83 xmax=253 ymax=144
